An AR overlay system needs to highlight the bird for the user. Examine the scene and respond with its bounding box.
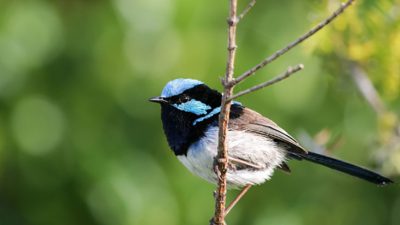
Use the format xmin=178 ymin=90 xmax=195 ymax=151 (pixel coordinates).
xmin=149 ymin=78 xmax=393 ymax=190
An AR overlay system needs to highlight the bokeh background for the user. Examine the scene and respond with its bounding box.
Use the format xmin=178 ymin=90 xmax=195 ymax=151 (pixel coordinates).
xmin=0 ymin=0 xmax=399 ymax=225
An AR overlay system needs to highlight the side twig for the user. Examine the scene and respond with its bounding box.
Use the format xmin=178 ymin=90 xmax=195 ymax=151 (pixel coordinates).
xmin=228 ymin=64 xmax=304 ymax=100
xmin=237 ymin=0 xmax=256 ymax=22
xmin=231 ymin=0 xmax=355 ymax=86
xmin=224 ymin=184 xmax=252 ymax=216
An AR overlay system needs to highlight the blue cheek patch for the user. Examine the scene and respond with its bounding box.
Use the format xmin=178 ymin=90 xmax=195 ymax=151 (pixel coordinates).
xmin=173 ymin=99 xmax=211 ymax=115
xmin=192 ymin=101 xmax=242 ymax=125
xmin=193 ymin=107 xmax=221 ymax=125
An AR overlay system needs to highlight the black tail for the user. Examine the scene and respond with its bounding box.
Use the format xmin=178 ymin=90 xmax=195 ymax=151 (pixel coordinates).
xmin=298 ymin=151 xmax=393 ymax=186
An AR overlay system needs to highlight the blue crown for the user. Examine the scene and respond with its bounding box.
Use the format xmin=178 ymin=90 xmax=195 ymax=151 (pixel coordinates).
xmin=161 ymin=78 xmax=203 ymax=97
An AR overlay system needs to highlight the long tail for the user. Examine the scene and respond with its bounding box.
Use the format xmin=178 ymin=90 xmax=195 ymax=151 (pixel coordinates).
xmin=297 ymin=151 xmax=393 ymax=185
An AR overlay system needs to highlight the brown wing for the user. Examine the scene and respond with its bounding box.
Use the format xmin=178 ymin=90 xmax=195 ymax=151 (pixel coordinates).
xmin=229 ymin=107 xmax=307 ymax=155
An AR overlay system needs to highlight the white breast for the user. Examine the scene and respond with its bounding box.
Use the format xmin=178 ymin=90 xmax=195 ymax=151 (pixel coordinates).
xmin=177 ymin=126 xmax=286 ymax=189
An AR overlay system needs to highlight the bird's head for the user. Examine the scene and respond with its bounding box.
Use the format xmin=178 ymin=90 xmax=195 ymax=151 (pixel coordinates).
xmin=149 ymin=78 xmax=225 ymax=155
xmin=149 ymin=78 xmax=222 ymax=124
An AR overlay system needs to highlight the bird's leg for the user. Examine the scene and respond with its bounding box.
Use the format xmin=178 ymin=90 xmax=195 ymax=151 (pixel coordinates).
xmin=228 ymin=156 xmax=263 ymax=169
xmin=224 ymin=184 xmax=252 ymax=216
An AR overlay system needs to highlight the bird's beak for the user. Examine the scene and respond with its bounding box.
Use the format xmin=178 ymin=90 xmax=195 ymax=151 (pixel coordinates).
xmin=148 ymin=96 xmax=168 ymax=104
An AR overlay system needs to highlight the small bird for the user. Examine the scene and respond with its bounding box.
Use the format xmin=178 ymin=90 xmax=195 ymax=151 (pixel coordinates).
xmin=149 ymin=78 xmax=393 ymax=189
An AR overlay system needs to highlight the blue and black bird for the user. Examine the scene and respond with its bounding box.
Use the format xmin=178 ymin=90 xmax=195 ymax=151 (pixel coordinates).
xmin=149 ymin=78 xmax=393 ymax=189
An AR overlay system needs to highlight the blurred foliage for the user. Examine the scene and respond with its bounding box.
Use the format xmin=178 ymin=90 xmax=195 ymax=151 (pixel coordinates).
xmin=0 ymin=0 xmax=399 ymax=225
xmin=307 ymin=0 xmax=400 ymax=177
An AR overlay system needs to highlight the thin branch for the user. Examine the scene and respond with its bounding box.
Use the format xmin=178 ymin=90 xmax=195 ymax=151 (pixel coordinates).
xmin=224 ymin=184 xmax=252 ymax=216
xmin=228 ymin=64 xmax=304 ymax=100
xmin=346 ymin=61 xmax=400 ymax=174
xmin=348 ymin=62 xmax=386 ymax=115
xmin=212 ymin=0 xmax=238 ymax=224
xmin=237 ymin=0 xmax=256 ymax=22
xmin=231 ymin=0 xmax=356 ymax=86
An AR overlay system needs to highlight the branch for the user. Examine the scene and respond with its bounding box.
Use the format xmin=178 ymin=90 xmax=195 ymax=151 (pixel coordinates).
xmin=231 ymin=0 xmax=355 ymax=86
xmin=224 ymin=184 xmax=252 ymax=216
xmin=212 ymin=1 xmax=356 ymax=224
xmin=346 ymin=61 xmax=400 ymax=174
xmin=228 ymin=64 xmax=304 ymax=100
xmin=348 ymin=62 xmax=386 ymax=115
xmin=212 ymin=0 xmax=238 ymax=224
xmin=237 ymin=0 xmax=256 ymax=22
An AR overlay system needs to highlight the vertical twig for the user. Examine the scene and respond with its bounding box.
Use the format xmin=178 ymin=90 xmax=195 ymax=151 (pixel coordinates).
xmin=212 ymin=0 xmax=238 ymax=224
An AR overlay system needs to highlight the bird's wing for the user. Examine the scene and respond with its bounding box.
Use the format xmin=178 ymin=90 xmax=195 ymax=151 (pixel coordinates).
xmin=227 ymin=107 xmax=393 ymax=185
xmin=229 ymin=107 xmax=307 ymax=155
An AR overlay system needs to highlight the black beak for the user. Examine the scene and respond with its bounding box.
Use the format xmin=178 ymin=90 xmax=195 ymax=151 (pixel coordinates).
xmin=148 ymin=96 xmax=168 ymax=104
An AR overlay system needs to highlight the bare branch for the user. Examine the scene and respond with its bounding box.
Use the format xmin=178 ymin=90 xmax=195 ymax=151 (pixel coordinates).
xmin=348 ymin=62 xmax=386 ymax=115
xmin=224 ymin=184 xmax=252 ymax=216
xmin=212 ymin=0 xmax=238 ymax=224
xmin=231 ymin=0 xmax=356 ymax=86
xmin=237 ymin=0 xmax=256 ymax=22
xmin=228 ymin=64 xmax=304 ymax=100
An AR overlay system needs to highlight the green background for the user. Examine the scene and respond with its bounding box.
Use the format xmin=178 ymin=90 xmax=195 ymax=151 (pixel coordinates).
xmin=0 ymin=0 xmax=399 ymax=225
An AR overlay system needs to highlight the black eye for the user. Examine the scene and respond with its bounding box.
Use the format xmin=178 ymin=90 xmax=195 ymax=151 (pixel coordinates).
xmin=181 ymin=95 xmax=190 ymax=102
